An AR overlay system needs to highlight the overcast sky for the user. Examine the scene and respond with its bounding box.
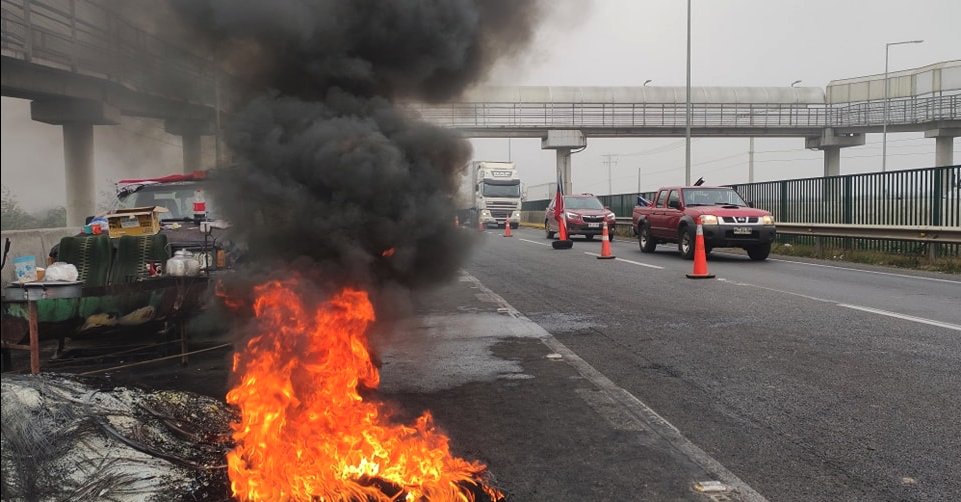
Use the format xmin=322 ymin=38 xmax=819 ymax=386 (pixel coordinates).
xmin=474 ymin=0 xmax=961 ymax=200
xmin=2 ymin=0 xmax=959 ymax=211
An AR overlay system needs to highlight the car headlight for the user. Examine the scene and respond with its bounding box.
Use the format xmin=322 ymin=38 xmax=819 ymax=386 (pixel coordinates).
xmin=566 ymin=212 xmax=579 ymax=220
xmin=606 ymin=212 xmax=616 ymax=220
xmin=699 ymin=215 xmax=718 ymax=225
xmin=761 ymin=215 xmax=775 ymax=225
xmin=480 ymin=209 xmax=491 ymax=216
xmin=511 ymin=210 xmax=520 ymax=219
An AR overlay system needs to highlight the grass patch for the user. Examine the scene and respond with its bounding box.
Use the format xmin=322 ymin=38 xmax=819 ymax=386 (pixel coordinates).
xmin=772 ymin=243 xmax=961 ymax=274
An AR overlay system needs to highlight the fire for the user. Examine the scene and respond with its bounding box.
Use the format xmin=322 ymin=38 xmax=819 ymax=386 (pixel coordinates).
xmin=381 ymin=247 xmax=396 ymax=257
xmin=226 ymin=279 xmax=501 ymax=501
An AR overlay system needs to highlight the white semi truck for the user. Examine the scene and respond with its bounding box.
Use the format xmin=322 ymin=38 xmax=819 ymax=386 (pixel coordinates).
xmin=456 ymin=161 xmax=522 ymax=229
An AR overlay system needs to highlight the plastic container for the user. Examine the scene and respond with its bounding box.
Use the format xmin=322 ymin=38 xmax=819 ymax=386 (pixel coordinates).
xmin=166 ymin=250 xmax=188 ymax=277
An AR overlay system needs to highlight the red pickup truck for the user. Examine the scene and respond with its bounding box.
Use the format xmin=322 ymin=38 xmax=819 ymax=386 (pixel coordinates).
xmin=632 ymin=186 xmax=776 ymax=260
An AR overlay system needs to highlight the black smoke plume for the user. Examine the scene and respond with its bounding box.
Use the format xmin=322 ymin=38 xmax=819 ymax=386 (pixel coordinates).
xmin=170 ymin=0 xmax=541 ymax=292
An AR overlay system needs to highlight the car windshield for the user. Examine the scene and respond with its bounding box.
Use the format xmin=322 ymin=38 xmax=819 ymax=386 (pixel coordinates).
xmin=116 ymin=182 xmax=219 ymax=220
xmin=482 ymin=183 xmax=520 ymax=197
xmin=564 ymin=197 xmax=604 ymax=210
xmin=681 ymin=188 xmax=747 ymax=206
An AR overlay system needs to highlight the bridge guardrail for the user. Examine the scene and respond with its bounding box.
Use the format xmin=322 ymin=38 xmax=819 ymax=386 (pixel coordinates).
xmin=606 ymin=217 xmax=958 ymax=260
xmin=413 ymin=94 xmax=959 ymax=134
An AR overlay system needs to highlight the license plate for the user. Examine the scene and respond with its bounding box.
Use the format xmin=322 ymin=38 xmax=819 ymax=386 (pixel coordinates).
xmin=733 ymin=227 xmax=752 ymax=235
xmin=588 ymin=223 xmax=600 ymax=228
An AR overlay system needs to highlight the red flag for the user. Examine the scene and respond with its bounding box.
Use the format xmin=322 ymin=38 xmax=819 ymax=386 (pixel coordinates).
xmin=553 ymin=179 xmax=564 ymax=223
xmin=553 ymin=177 xmax=569 ymax=241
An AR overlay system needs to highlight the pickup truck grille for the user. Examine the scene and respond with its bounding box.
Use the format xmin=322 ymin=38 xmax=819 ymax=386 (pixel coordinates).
xmin=721 ymin=216 xmax=759 ymax=224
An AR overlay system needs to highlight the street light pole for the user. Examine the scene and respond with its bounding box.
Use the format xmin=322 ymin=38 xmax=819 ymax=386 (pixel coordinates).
xmin=882 ymin=39 xmax=923 ymax=173
xmin=685 ymin=0 xmax=692 ymax=185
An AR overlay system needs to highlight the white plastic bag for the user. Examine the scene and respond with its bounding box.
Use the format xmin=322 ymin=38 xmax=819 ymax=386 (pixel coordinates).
xmin=44 ymin=262 xmax=79 ymax=282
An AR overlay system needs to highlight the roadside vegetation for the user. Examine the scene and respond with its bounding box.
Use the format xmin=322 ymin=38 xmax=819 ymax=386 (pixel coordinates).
xmin=772 ymin=242 xmax=960 ymax=275
xmin=1 ymin=185 xmax=66 ymax=231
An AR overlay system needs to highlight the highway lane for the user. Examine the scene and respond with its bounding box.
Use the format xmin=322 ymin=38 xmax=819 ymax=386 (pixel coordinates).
xmin=467 ymin=227 xmax=961 ymax=501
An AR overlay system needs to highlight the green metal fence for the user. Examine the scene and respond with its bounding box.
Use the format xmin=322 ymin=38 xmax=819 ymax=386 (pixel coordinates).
xmin=522 ymin=165 xmax=960 ymax=257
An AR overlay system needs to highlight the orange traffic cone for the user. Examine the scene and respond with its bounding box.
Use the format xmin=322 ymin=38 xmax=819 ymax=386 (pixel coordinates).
xmin=686 ymin=218 xmax=715 ymax=279
xmin=477 ymin=216 xmax=484 ymax=232
xmin=503 ymin=221 xmax=513 ymax=237
xmin=596 ymin=222 xmax=614 ymax=259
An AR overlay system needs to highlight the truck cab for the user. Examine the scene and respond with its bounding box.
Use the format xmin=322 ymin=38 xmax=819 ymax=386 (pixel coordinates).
xmin=463 ymin=161 xmax=522 ymax=228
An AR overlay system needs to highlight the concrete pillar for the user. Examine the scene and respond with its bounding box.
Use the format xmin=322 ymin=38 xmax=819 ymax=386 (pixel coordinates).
xmin=62 ymin=123 xmax=96 ymax=226
xmin=165 ymin=119 xmax=214 ymax=173
xmin=924 ymin=129 xmax=959 ymax=167
xmin=805 ymin=128 xmax=865 ymax=176
xmin=181 ymin=134 xmax=202 ymax=174
xmin=541 ymin=130 xmax=586 ymax=195
xmin=823 ymin=146 xmax=841 ymax=177
xmin=935 ymin=136 xmax=954 ymax=167
xmin=556 ymin=148 xmax=572 ymax=195
xmin=31 ymin=99 xmax=119 ymax=226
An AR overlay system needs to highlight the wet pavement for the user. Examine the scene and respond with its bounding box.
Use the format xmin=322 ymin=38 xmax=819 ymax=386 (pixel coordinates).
xmin=4 ymin=268 xmax=766 ymax=501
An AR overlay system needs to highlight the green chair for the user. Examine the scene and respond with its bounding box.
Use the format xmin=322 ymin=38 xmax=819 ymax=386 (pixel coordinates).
xmin=108 ymin=234 xmax=170 ymax=284
xmin=56 ymin=235 xmax=112 ymax=287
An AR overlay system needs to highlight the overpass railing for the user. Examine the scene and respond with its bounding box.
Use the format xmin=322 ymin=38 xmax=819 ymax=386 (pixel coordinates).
xmin=414 ymin=94 xmax=959 ymax=133
xmin=1 ymin=0 xmax=216 ymax=104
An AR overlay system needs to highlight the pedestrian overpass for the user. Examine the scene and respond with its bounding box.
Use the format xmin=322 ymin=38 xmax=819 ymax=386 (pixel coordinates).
xmin=410 ymin=60 xmax=960 ymax=194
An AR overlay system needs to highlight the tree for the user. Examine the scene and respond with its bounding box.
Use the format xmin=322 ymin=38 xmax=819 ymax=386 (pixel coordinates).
xmin=1 ymin=185 xmax=67 ymax=230
xmin=1 ymin=185 xmax=35 ymax=230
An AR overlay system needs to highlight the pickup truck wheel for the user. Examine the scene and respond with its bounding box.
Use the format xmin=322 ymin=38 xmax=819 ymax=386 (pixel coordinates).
xmin=545 ymin=220 xmax=555 ymax=239
xmin=639 ymin=224 xmax=657 ymax=253
xmin=746 ymin=243 xmax=771 ymax=261
xmin=678 ymin=227 xmax=695 ymax=260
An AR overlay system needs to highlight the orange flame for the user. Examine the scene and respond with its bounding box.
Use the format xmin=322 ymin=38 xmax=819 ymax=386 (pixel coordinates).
xmin=226 ymin=279 xmax=501 ymax=501
xmin=381 ymin=247 xmax=396 ymax=257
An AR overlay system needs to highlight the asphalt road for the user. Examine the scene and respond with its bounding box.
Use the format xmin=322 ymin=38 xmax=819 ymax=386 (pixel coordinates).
xmin=16 ymin=226 xmax=958 ymax=501
xmin=462 ymin=227 xmax=960 ymax=501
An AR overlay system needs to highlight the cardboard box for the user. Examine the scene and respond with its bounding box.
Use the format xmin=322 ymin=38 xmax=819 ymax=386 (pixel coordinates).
xmin=105 ymin=206 xmax=168 ymax=238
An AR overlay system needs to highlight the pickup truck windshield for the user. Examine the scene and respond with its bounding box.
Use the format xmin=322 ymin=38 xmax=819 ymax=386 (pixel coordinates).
xmin=482 ymin=183 xmax=521 ymax=197
xmin=682 ymin=188 xmax=747 ymax=207
xmin=116 ymin=182 xmax=219 ymax=220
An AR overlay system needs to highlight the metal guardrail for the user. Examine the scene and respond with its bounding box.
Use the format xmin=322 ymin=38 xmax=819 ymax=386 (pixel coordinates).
xmin=774 ymin=223 xmax=961 ymax=244
xmin=413 ymin=95 xmax=959 ymax=136
xmin=606 ymin=217 xmax=958 ymax=260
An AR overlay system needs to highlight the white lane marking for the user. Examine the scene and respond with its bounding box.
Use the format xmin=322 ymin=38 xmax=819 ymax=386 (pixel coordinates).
xmin=461 ymin=271 xmax=768 ymax=502
xmin=718 ymin=278 xmax=960 ymax=331
xmin=766 ymin=257 xmax=961 ymax=285
xmin=615 ymin=257 xmax=664 ymax=270
xmin=519 ymin=238 xmax=550 ymax=247
xmin=838 ymin=304 xmax=961 ymax=332
xmin=717 ymin=278 xmax=837 ymax=304
xmin=583 ymin=251 xmax=665 ymax=269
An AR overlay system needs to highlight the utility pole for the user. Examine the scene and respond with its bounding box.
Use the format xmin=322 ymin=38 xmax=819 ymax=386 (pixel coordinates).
xmin=882 ymin=39 xmax=923 ymax=173
xmin=637 ymin=167 xmax=642 ymax=193
xmin=602 ymin=154 xmax=617 ymax=195
xmin=748 ymin=137 xmax=755 ymax=183
xmin=684 ymin=0 xmax=692 ymax=185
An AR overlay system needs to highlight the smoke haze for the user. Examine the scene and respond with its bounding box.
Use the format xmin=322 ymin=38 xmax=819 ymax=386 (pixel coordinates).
xmin=169 ymin=0 xmax=542 ymax=293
